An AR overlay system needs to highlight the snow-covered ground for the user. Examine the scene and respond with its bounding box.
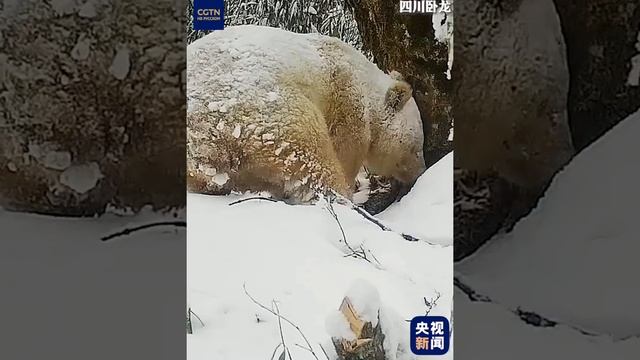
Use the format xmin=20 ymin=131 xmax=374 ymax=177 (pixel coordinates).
xmin=381 ymin=152 xmax=452 ymax=246
xmin=0 ymin=207 xmax=185 ymax=360
xmin=455 ymin=288 xmax=640 ymax=359
xmin=456 ymin=109 xmax=640 ymax=357
xmin=187 ymin=153 xmax=453 ymax=360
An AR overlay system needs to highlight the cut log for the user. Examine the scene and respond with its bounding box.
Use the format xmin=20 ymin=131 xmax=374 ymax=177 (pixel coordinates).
xmin=339 ymin=297 xmax=366 ymax=338
xmin=332 ymin=297 xmax=386 ymax=360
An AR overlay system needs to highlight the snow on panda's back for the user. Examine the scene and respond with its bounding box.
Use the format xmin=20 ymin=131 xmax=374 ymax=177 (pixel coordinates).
xmin=187 ymin=25 xmax=394 ymax=114
xmin=188 ymin=25 xmax=327 ymax=92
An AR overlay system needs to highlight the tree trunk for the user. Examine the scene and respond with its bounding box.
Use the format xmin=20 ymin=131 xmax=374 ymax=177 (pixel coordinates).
xmin=554 ymin=0 xmax=640 ymax=151
xmin=0 ymin=0 xmax=186 ymax=216
xmin=345 ymin=0 xmax=452 ymax=169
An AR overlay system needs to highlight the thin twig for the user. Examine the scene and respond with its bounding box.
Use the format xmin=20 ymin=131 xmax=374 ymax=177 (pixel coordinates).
xmin=243 ymin=284 xmax=321 ymax=360
xmin=325 ymin=199 xmax=383 ymax=268
xmin=101 ymin=221 xmax=186 ymax=241
xmin=326 ymin=200 xmax=363 ymax=258
xmin=273 ymin=301 xmax=290 ymax=359
xmin=189 ymin=308 xmax=205 ymax=327
xmin=319 ymin=343 xmax=331 ymax=360
xmin=329 ymin=191 xmax=440 ymax=245
xmin=424 ymin=291 xmax=441 ymax=316
xmin=228 ymin=196 xmax=278 ymax=206
xmin=269 ymin=343 xmax=284 ymax=360
xmin=352 ymin=206 xmax=420 ymax=242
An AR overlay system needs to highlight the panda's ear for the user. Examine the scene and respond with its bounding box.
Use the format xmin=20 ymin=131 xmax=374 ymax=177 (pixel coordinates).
xmin=384 ymin=80 xmax=412 ymax=111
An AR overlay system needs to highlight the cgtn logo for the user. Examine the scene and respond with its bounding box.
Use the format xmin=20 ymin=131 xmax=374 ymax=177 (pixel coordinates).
xmin=196 ymin=8 xmax=221 ymax=19
xmin=193 ymin=0 xmax=224 ymax=31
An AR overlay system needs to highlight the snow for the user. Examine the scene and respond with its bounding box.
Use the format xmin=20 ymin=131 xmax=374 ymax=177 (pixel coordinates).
xmin=50 ymin=0 xmax=77 ymax=16
xmin=78 ymin=0 xmax=98 ymax=18
xmin=70 ymin=38 xmax=91 ymax=61
xmin=432 ymin=11 xmax=453 ymax=80
xmin=211 ymin=172 xmax=230 ymax=186
xmin=232 ymin=124 xmax=242 ymax=138
xmin=6 ymin=161 xmax=18 ymax=172
xmin=0 ymin=207 xmax=185 ymax=360
xmin=187 ymin=154 xmax=453 ymax=359
xmin=457 ymin=108 xmax=640 ymax=339
xmin=42 ymin=151 xmax=72 ymax=170
xmin=344 ymin=279 xmax=382 ymax=326
xmin=109 ymin=46 xmax=130 ymax=80
xmin=59 ymin=162 xmax=104 ymax=194
xmin=455 ymin=288 xmax=640 ymax=359
xmin=626 ymin=31 xmax=640 ymax=86
xmin=188 ymin=25 xmax=398 ymax=121
xmin=379 ymin=152 xmax=453 ymax=245
xmin=325 ymin=310 xmax=357 ymax=341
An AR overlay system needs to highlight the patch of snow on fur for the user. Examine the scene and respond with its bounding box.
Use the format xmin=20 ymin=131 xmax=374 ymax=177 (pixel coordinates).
xmin=42 ymin=151 xmax=72 ymax=170
xmin=59 ymin=162 xmax=103 ymax=194
xmin=211 ymin=173 xmax=229 ymax=186
xmin=109 ymin=46 xmax=130 ymax=80
xmin=232 ymin=124 xmax=242 ymax=138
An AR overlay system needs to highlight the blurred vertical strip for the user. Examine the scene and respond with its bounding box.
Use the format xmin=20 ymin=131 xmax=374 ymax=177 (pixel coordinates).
xmin=0 ymin=1 xmax=186 ymax=360
xmin=0 ymin=0 xmax=186 ymax=215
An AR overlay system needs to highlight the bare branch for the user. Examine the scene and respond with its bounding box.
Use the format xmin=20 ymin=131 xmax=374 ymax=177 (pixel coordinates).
xmin=423 ymin=291 xmax=442 ymax=316
xmin=325 ymin=199 xmax=383 ymax=269
xmin=189 ymin=308 xmax=205 ymax=327
xmin=101 ymin=221 xmax=186 ymax=241
xmin=243 ymin=284 xmax=321 ymax=360
xmin=329 ymin=190 xmax=442 ymax=245
xmin=319 ymin=343 xmax=331 ymax=360
xmin=228 ymin=196 xmax=278 ymax=206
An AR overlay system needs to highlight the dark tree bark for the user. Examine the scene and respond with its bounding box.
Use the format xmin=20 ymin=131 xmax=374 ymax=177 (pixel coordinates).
xmin=554 ymin=0 xmax=640 ymax=151
xmin=345 ymin=0 xmax=452 ymax=169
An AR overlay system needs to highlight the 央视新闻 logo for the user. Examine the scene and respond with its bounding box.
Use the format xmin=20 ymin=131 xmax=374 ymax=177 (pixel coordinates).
xmin=410 ymin=315 xmax=450 ymax=355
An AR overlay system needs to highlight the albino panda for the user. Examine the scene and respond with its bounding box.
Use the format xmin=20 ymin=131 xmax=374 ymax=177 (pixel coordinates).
xmin=187 ymin=25 xmax=426 ymax=202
